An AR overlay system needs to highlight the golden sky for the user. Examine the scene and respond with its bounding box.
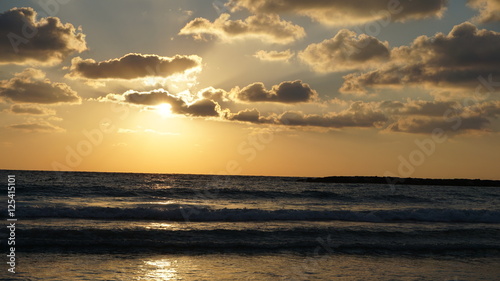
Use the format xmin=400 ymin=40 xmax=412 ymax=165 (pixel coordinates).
xmin=0 ymin=0 xmax=499 ymax=179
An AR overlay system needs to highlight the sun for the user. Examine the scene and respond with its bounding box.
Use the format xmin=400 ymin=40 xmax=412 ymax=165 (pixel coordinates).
xmin=155 ymin=103 xmax=173 ymax=117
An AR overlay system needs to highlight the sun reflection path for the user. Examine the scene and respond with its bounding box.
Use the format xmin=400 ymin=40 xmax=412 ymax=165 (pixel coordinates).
xmin=140 ymin=259 xmax=178 ymax=280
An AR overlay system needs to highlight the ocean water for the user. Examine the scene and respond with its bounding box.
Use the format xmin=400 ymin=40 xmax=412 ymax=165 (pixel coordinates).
xmin=1 ymin=170 xmax=500 ymax=280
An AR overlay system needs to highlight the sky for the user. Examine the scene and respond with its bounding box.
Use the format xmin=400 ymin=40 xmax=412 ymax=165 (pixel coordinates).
xmin=0 ymin=0 xmax=499 ymax=179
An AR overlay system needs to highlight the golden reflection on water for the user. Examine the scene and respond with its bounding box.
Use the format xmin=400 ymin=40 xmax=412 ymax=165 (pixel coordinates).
xmin=140 ymin=259 xmax=178 ymax=280
xmin=143 ymin=222 xmax=176 ymax=230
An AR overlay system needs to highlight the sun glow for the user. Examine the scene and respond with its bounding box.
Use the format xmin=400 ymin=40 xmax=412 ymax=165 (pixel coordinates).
xmin=142 ymin=259 xmax=178 ymax=280
xmin=156 ymin=103 xmax=173 ymax=117
xmin=142 ymin=77 xmax=168 ymax=86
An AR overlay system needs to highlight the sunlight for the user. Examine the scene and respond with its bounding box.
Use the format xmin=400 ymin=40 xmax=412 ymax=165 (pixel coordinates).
xmin=143 ymin=77 xmax=168 ymax=86
xmin=155 ymin=103 xmax=173 ymax=117
xmin=142 ymin=259 xmax=178 ymax=280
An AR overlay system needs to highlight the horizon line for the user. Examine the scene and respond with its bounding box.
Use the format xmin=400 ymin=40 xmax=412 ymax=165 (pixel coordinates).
xmin=1 ymin=168 xmax=499 ymax=182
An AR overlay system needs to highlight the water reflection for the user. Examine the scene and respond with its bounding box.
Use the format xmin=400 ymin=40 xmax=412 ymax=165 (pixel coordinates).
xmin=140 ymin=259 xmax=178 ymax=280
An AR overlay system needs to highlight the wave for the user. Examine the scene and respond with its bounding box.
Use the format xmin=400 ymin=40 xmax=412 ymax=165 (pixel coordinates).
xmin=16 ymin=185 xmax=359 ymax=201
xmin=14 ymin=206 xmax=500 ymax=223
xmin=8 ymin=227 xmax=500 ymax=256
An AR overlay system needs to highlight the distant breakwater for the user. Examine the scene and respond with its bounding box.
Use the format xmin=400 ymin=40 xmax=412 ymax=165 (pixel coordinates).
xmin=300 ymin=176 xmax=500 ymax=187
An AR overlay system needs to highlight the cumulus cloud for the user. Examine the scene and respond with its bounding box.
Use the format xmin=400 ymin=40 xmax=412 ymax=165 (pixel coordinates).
xmin=468 ymin=0 xmax=500 ymax=23
xmin=225 ymin=108 xmax=274 ymax=123
xmin=199 ymin=87 xmax=229 ymax=102
xmin=67 ymin=53 xmax=202 ymax=80
xmin=299 ymin=29 xmax=390 ymax=73
xmin=233 ymin=80 xmax=318 ymax=103
xmin=224 ymin=101 xmax=387 ymax=129
xmin=0 ymin=7 xmax=87 ymax=65
xmin=473 ymin=100 xmax=500 ymax=118
xmin=341 ymin=22 xmax=500 ymax=94
xmin=179 ymin=13 xmax=305 ymax=44
xmin=383 ymin=99 xmax=500 ymax=134
xmin=379 ymin=100 xmax=459 ymax=116
xmin=0 ymin=68 xmax=81 ymax=104
xmin=278 ymin=102 xmax=387 ymax=128
xmin=7 ymin=104 xmax=55 ymax=115
xmin=101 ymin=90 xmax=220 ymax=117
xmin=387 ymin=116 xmax=491 ymax=134
xmin=7 ymin=121 xmax=64 ymax=133
xmin=222 ymin=99 xmax=500 ymax=134
xmin=227 ymin=0 xmax=447 ymax=25
xmin=254 ymin=49 xmax=294 ymax=62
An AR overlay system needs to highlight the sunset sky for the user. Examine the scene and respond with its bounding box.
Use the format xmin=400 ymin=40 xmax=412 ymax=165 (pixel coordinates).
xmin=1 ymin=0 xmax=499 ymax=179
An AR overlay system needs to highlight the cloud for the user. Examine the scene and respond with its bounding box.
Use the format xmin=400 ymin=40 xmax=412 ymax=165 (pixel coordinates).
xmin=473 ymin=100 xmax=500 ymax=118
xmin=101 ymin=90 xmax=220 ymax=117
xmin=299 ymin=29 xmax=390 ymax=73
xmin=225 ymin=108 xmax=274 ymax=123
xmin=199 ymin=87 xmax=229 ymax=102
xmin=67 ymin=53 xmax=202 ymax=80
xmin=7 ymin=104 xmax=55 ymax=115
xmin=379 ymin=100 xmax=459 ymax=116
xmin=0 ymin=68 xmax=81 ymax=104
xmin=341 ymin=22 xmax=500 ymax=94
xmin=7 ymin=121 xmax=64 ymax=133
xmin=254 ymin=49 xmax=294 ymax=62
xmin=179 ymin=13 xmax=305 ymax=44
xmin=222 ymin=99 xmax=500 ymax=134
xmin=224 ymin=101 xmax=387 ymax=129
xmin=387 ymin=116 xmax=491 ymax=134
xmin=0 ymin=7 xmax=87 ymax=65
xmin=233 ymin=80 xmax=318 ymax=103
xmin=468 ymin=0 xmax=500 ymax=23
xmin=383 ymin=99 xmax=500 ymax=134
xmin=278 ymin=102 xmax=387 ymax=128
xmin=227 ymin=0 xmax=447 ymax=25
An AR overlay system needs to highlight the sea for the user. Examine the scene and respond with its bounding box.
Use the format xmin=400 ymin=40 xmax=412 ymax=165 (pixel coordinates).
xmin=1 ymin=170 xmax=500 ymax=280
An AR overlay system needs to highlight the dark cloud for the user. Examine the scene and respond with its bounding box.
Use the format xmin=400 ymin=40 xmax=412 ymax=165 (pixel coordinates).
xmin=341 ymin=22 xmax=500 ymax=94
xmin=225 ymin=108 xmax=274 ymax=123
xmin=7 ymin=121 xmax=64 ymax=133
xmin=384 ymin=100 xmax=500 ymax=134
xmin=278 ymin=102 xmax=387 ymax=128
xmin=234 ymin=80 xmax=318 ymax=103
xmin=473 ymin=100 xmax=500 ymax=118
xmin=227 ymin=0 xmax=447 ymax=25
xmin=121 ymin=90 xmax=174 ymax=106
xmin=379 ymin=100 xmax=459 ymax=116
xmin=179 ymin=13 xmax=305 ymax=44
xmin=299 ymin=29 xmax=390 ymax=72
xmin=468 ymin=0 xmax=500 ymax=23
xmin=387 ymin=116 xmax=491 ymax=134
xmin=7 ymin=104 xmax=55 ymax=115
xmin=0 ymin=68 xmax=81 ymax=104
xmin=199 ymin=87 xmax=228 ymax=102
xmin=67 ymin=53 xmax=202 ymax=80
xmin=102 ymin=90 xmax=220 ymax=117
xmin=0 ymin=7 xmax=87 ymax=65
xmin=222 ymin=100 xmax=500 ymax=134
xmin=183 ymin=99 xmax=221 ymax=117
xmin=224 ymin=101 xmax=387 ymax=129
